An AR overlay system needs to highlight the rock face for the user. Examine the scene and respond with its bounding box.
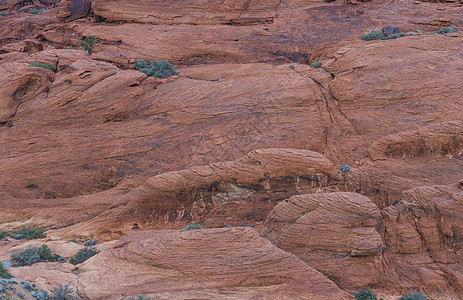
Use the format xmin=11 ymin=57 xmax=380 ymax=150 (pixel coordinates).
xmin=92 ymin=0 xmax=280 ymax=25
xmin=262 ymin=192 xmax=384 ymax=290
xmin=57 ymin=0 xmax=91 ymax=22
xmin=77 ymin=227 xmax=353 ymax=299
xmin=1 ymin=0 xmax=463 ymax=298
xmin=381 ymin=181 xmax=463 ymax=297
xmin=35 ymin=148 xmax=344 ymax=239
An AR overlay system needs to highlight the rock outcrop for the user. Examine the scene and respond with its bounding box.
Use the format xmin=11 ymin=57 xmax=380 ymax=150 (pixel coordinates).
xmin=77 ymin=228 xmax=353 ymax=299
xmin=262 ymin=192 xmax=384 ymax=290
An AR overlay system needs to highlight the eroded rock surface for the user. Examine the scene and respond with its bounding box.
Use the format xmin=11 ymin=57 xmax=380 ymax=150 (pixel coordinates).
xmin=263 ymin=192 xmax=384 ymax=290
xmin=1 ymin=0 xmax=463 ymax=298
xmin=77 ymin=228 xmax=353 ymax=299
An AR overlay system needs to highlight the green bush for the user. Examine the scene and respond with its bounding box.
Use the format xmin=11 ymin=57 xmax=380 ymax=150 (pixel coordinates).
xmin=30 ymin=8 xmax=45 ymax=14
xmin=0 ymin=11 xmax=6 ymax=17
xmin=0 ymin=231 xmax=6 ymax=239
xmin=436 ymin=27 xmax=457 ymax=34
xmin=361 ymin=30 xmax=414 ymax=41
xmin=127 ymin=296 xmax=151 ymax=300
xmin=354 ymin=288 xmax=377 ymax=300
xmin=180 ymin=223 xmax=202 ymax=231
xmin=361 ymin=30 xmax=385 ymax=41
xmin=12 ymin=226 xmax=46 ymax=240
xmin=28 ymin=62 xmax=56 ymax=73
xmin=69 ymin=247 xmax=99 ymax=265
xmin=78 ymin=35 xmax=97 ymax=54
xmin=11 ymin=245 xmax=58 ymax=266
xmin=133 ymin=59 xmax=179 ymax=78
xmin=52 ymin=284 xmax=75 ymax=300
xmin=0 ymin=263 xmax=12 ymax=279
xmin=310 ymin=62 xmax=322 ymax=68
xmin=399 ymin=291 xmax=428 ymax=300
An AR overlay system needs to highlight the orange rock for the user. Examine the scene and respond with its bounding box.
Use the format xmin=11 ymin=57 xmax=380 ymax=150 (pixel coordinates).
xmin=77 ymin=227 xmax=353 ymax=299
xmin=263 ymin=192 xmax=384 ymax=290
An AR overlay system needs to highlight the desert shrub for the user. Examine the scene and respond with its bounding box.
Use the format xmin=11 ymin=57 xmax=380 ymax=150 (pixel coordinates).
xmin=0 ymin=231 xmax=6 ymax=239
xmin=127 ymin=296 xmax=151 ymax=300
xmin=0 ymin=11 xmax=6 ymax=17
xmin=0 ymin=263 xmax=12 ymax=279
xmin=32 ymin=289 xmax=50 ymax=300
xmin=22 ymin=281 xmax=33 ymax=291
xmin=339 ymin=165 xmax=352 ymax=173
xmin=385 ymin=32 xmax=406 ymax=39
xmin=28 ymin=62 xmax=56 ymax=73
xmin=69 ymin=247 xmax=99 ymax=265
xmin=354 ymin=288 xmax=377 ymax=300
xmin=84 ymin=239 xmax=97 ymax=246
xmin=77 ymin=35 xmax=97 ymax=54
xmin=180 ymin=223 xmax=202 ymax=232
xmin=399 ymin=291 xmax=428 ymax=300
xmin=361 ymin=30 xmax=385 ymax=41
xmin=310 ymin=62 xmax=322 ymax=68
xmin=11 ymin=245 xmax=57 ymax=266
xmin=30 ymin=8 xmax=45 ymax=14
xmin=361 ymin=30 xmax=414 ymax=41
xmin=133 ymin=59 xmax=179 ymax=78
xmin=52 ymin=284 xmax=75 ymax=300
xmin=436 ymin=27 xmax=457 ymax=34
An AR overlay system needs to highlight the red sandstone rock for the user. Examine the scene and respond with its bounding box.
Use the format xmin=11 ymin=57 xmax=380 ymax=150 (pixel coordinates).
xmin=262 ymin=192 xmax=384 ymax=290
xmin=77 ymin=228 xmax=353 ymax=299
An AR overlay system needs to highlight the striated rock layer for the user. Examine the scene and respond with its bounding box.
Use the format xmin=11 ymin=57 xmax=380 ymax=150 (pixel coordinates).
xmin=77 ymin=227 xmax=353 ymax=299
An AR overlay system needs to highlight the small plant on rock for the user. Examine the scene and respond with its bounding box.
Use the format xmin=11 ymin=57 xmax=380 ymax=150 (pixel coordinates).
xmin=0 ymin=231 xmax=6 ymax=239
xmin=180 ymin=223 xmax=202 ymax=231
xmin=127 ymin=296 xmax=151 ymax=300
xmin=28 ymin=62 xmax=57 ymax=72
xmin=399 ymin=291 xmax=428 ymax=300
xmin=361 ymin=30 xmax=385 ymax=41
xmin=436 ymin=27 xmax=457 ymax=34
xmin=69 ymin=247 xmax=99 ymax=264
xmin=0 ymin=262 xmax=12 ymax=279
xmin=310 ymin=62 xmax=322 ymax=68
xmin=133 ymin=59 xmax=179 ymax=78
xmin=354 ymin=288 xmax=377 ymax=300
xmin=52 ymin=284 xmax=75 ymax=300
xmin=12 ymin=226 xmax=46 ymax=240
xmin=77 ymin=35 xmax=97 ymax=54
xmin=30 ymin=8 xmax=45 ymax=14
xmin=0 ymin=11 xmax=6 ymax=17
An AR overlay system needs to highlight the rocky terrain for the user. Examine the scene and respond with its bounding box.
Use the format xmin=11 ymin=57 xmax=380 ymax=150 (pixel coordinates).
xmin=0 ymin=0 xmax=462 ymax=299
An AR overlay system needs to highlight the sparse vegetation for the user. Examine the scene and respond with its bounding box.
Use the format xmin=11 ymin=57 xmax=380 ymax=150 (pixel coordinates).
xmin=436 ymin=27 xmax=457 ymax=34
xmin=12 ymin=226 xmax=46 ymax=240
xmin=180 ymin=223 xmax=202 ymax=231
xmin=78 ymin=35 xmax=97 ymax=54
xmin=69 ymin=247 xmax=99 ymax=265
xmin=30 ymin=8 xmax=45 ymax=14
xmin=0 ymin=263 xmax=12 ymax=279
xmin=133 ymin=59 xmax=179 ymax=78
xmin=52 ymin=284 xmax=75 ymax=300
xmin=127 ymin=296 xmax=151 ymax=300
xmin=399 ymin=291 xmax=428 ymax=300
xmin=28 ymin=62 xmax=57 ymax=73
xmin=339 ymin=165 xmax=352 ymax=173
xmin=354 ymin=288 xmax=377 ymax=300
xmin=361 ymin=29 xmax=414 ymax=41
xmin=0 ymin=231 xmax=6 ymax=239
xmin=361 ymin=30 xmax=385 ymax=41
xmin=310 ymin=62 xmax=322 ymax=68
xmin=0 ymin=11 xmax=6 ymax=17
xmin=10 ymin=245 xmax=59 ymax=267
